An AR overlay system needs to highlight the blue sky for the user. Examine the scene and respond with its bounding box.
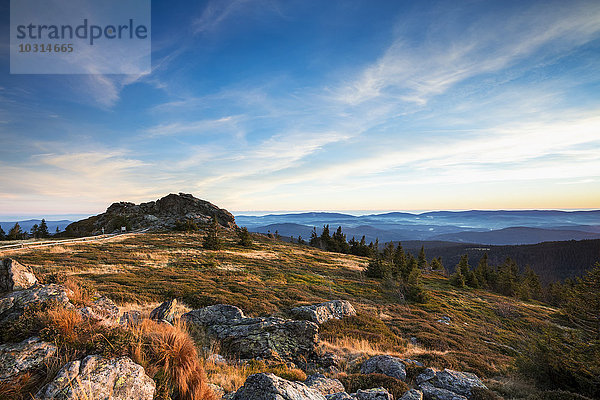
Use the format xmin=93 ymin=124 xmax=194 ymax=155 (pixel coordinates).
xmin=1 ymin=0 xmax=600 ymax=216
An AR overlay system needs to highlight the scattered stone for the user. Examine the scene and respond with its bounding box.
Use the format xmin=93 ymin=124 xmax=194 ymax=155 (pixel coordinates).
xmin=360 ymin=355 xmax=407 ymax=381
xmin=209 ymin=383 xmax=226 ymax=398
xmin=0 ymin=284 xmax=73 ymax=326
xmin=120 ymin=310 xmax=142 ymax=326
xmin=436 ymin=316 xmax=451 ymax=325
xmin=184 ymin=305 xmax=319 ymax=361
xmin=409 ymin=337 xmax=418 ymax=346
xmin=402 ymin=358 xmax=424 ymax=367
xmin=304 ymin=373 xmax=345 ymax=395
xmin=207 ymin=353 xmax=227 ymax=365
xmin=37 ymin=355 xmax=155 ymax=400
xmin=326 ymin=393 xmax=353 ymax=400
xmin=419 ymin=383 xmax=467 ymax=400
xmin=401 ymin=389 xmax=423 ymax=400
xmin=0 ymin=337 xmax=57 ymax=381
xmin=232 ymin=373 xmax=326 ymax=400
xmin=355 ymin=387 xmax=393 ymax=400
xmin=0 ymin=258 xmax=38 ymax=293
xmin=416 ymin=368 xmax=436 ymax=384
xmin=79 ymin=294 xmax=119 ymax=321
xmin=428 ymin=369 xmax=486 ymax=398
xmin=150 ymin=298 xmax=178 ymax=323
xmin=291 ymin=300 xmax=357 ymax=324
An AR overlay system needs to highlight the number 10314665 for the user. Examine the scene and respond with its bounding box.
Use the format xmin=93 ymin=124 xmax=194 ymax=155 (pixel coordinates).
xmin=18 ymin=43 xmax=74 ymax=53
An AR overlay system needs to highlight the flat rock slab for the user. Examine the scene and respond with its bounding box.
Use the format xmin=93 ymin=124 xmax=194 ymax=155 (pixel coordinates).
xmin=304 ymin=373 xmax=345 ymax=395
xmin=184 ymin=305 xmax=318 ymax=361
xmin=417 ymin=368 xmax=486 ymax=398
xmin=355 ymin=388 xmax=393 ymax=400
xmin=0 ymin=284 xmax=73 ymax=326
xmin=0 ymin=337 xmax=57 ymax=381
xmin=37 ymin=355 xmax=155 ymax=400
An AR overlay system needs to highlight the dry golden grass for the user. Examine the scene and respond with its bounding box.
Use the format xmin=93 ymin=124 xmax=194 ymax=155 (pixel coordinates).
xmin=132 ymin=319 xmax=216 ymax=400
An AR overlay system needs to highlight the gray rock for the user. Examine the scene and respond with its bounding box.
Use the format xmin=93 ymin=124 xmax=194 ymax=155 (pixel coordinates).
xmin=291 ymin=300 xmax=356 ymax=324
xmin=78 ymin=294 xmax=119 ymax=321
xmin=232 ymin=373 xmax=326 ymax=400
xmin=360 ymin=355 xmax=407 ymax=381
xmin=150 ymin=298 xmax=178 ymax=323
xmin=37 ymin=355 xmax=155 ymax=400
xmin=120 ymin=310 xmax=142 ymax=326
xmin=184 ymin=305 xmax=319 ymax=362
xmin=207 ymin=353 xmax=227 ymax=365
xmin=416 ymin=368 xmax=436 ymax=385
xmin=0 ymin=337 xmax=57 ymax=381
xmin=427 ymin=369 xmax=486 ymax=398
xmin=419 ymin=383 xmax=467 ymax=400
xmin=64 ymin=193 xmax=237 ymax=236
xmin=355 ymin=388 xmax=393 ymax=400
xmin=401 ymin=389 xmax=423 ymax=400
xmin=305 ymin=373 xmax=345 ymax=395
xmin=209 ymin=383 xmax=226 ymax=398
xmin=326 ymin=393 xmax=353 ymax=400
xmin=0 ymin=284 xmax=73 ymax=326
xmin=184 ymin=304 xmax=245 ymax=325
xmin=0 ymin=258 xmax=38 ymax=293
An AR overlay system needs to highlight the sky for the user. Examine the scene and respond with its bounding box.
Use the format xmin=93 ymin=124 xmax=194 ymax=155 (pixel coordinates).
xmin=1 ymin=0 xmax=600 ymax=217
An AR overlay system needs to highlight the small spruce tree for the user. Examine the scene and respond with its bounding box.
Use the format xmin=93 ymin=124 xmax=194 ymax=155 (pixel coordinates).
xmin=237 ymin=227 xmax=253 ymax=247
xmin=8 ymin=222 xmax=23 ymax=240
xmin=417 ymin=245 xmax=428 ymax=269
xmin=202 ymin=216 xmax=222 ymax=250
xmin=0 ymin=225 xmax=5 ymax=240
xmin=39 ymin=219 xmax=50 ymax=238
xmin=450 ymin=269 xmax=465 ymax=288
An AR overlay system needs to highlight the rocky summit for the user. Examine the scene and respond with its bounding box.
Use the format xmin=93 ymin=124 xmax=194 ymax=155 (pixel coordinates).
xmin=64 ymin=193 xmax=236 ymax=235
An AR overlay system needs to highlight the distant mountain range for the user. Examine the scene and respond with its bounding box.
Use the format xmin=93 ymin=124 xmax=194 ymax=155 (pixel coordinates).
xmin=236 ymin=210 xmax=600 ymax=245
xmin=0 ymin=220 xmax=72 ymax=234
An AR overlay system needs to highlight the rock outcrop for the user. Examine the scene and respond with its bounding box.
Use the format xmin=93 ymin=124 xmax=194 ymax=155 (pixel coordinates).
xmin=0 ymin=284 xmax=73 ymax=326
xmin=417 ymin=368 xmax=486 ymax=399
xmin=150 ymin=299 xmax=178 ymax=323
xmin=304 ymin=373 xmax=345 ymax=395
xmin=183 ymin=304 xmax=319 ymax=361
xmin=0 ymin=258 xmax=38 ymax=293
xmin=361 ymin=355 xmax=407 ymax=381
xmin=78 ymin=294 xmax=119 ymax=321
xmin=64 ymin=193 xmax=236 ymax=236
xmin=291 ymin=300 xmax=357 ymax=324
xmin=37 ymin=355 xmax=155 ymax=400
xmin=355 ymin=388 xmax=394 ymax=400
xmin=0 ymin=337 xmax=57 ymax=381
xmin=232 ymin=373 xmax=326 ymax=400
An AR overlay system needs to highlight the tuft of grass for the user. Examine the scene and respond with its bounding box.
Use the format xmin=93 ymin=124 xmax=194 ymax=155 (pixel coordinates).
xmin=337 ymin=373 xmax=409 ymax=399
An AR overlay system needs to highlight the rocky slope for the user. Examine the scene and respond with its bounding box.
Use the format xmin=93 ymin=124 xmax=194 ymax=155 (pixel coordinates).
xmin=64 ymin=193 xmax=236 ymax=236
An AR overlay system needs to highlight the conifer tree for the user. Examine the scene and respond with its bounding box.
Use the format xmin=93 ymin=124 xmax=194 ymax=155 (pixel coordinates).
xmin=564 ymin=263 xmax=600 ymax=339
xmin=309 ymin=227 xmax=320 ymax=248
xmin=458 ymin=254 xmax=470 ymax=276
xmin=0 ymin=225 xmax=5 ymax=240
xmin=474 ymin=253 xmax=490 ymax=288
xmin=8 ymin=222 xmax=23 ymax=240
xmin=496 ymin=257 xmax=519 ymax=296
xmin=39 ymin=219 xmax=50 ymax=238
xmin=417 ymin=246 xmax=428 ymax=269
xmin=393 ymin=242 xmax=407 ymax=272
xmin=450 ymin=269 xmax=465 ymax=288
xmin=405 ymin=267 xmax=428 ymax=303
xmin=30 ymin=224 xmax=39 ymax=238
xmin=430 ymin=257 xmax=445 ymax=273
xmin=237 ymin=226 xmax=253 ymax=247
xmin=203 ymin=216 xmax=222 ymax=250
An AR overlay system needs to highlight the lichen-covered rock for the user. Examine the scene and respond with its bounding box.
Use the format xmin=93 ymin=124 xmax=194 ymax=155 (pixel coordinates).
xmin=64 ymin=193 xmax=236 ymax=236
xmin=417 ymin=369 xmax=486 ymax=399
xmin=150 ymin=298 xmax=178 ymax=323
xmin=79 ymin=294 xmax=119 ymax=321
xmin=326 ymin=393 xmax=353 ymax=400
xmin=232 ymin=373 xmax=326 ymax=400
xmin=291 ymin=300 xmax=356 ymax=324
xmin=304 ymin=373 xmax=345 ymax=395
xmin=355 ymin=387 xmax=393 ymax=400
xmin=401 ymin=389 xmax=424 ymax=400
xmin=120 ymin=310 xmax=142 ymax=326
xmin=37 ymin=355 xmax=155 ymax=400
xmin=0 ymin=284 xmax=73 ymax=326
xmin=0 ymin=337 xmax=57 ymax=381
xmin=0 ymin=258 xmax=38 ymax=293
xmin=184 ymin=305 xmax=318 ymax=361
xmin=183 ymin=304 xmax=245 ymax=325
xmin=360 ymin=355 xmax=407 ymax=380
xmin=419 ymin=383 xmax=467 ymax=400
xmin=209 ymin=383 xmax=226 ymax=398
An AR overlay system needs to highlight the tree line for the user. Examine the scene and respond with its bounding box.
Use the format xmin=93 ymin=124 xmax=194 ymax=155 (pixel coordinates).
xmin=0 ymin=219 xmax=60 ymax=241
